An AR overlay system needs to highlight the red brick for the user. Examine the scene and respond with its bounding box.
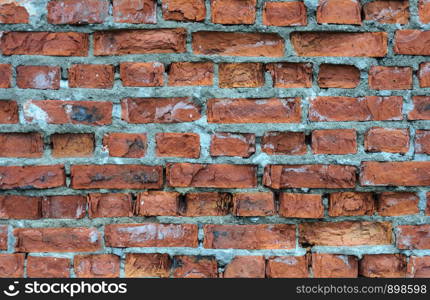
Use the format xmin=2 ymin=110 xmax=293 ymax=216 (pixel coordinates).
xmin=318 ymin=64 xmax=360 ymax=89
xmin=120 ymin=62 xmax=164 ymax=87
xmin=14 ymin=227 xmax=100 ymax=252
xmin=360 ymin=161 xmax=430 ymax=186
xmin=397 ymin=225 xmax=430 ymax=249
xmin=0 ymin=64 xmax=12 ymax=88
xmin=167 ymin=163 xmax=257 ymax=188
xmin=311 ymin=129 xmax=357 ymax=155
xmin=211 ymin=0 xmax=256 ymax=24
xmin=360 ymin=254 xmax=406 ymax=278
xmin=419 ymin=62 xmax=430 ymax=88
xmin=1 ymin=32 xmax=89 ymax=56
xmin=24 ymin=100 xmax=113 ymax=126
xmin=173 ymin=256 xmax=218 ymax=278
xmin=51 ymin=133 xmax=95 ymax=157
xmin=135 ymin=191 xmax=179 ymax=216
xmin=317 ymin=0 xmax=361 ymax=24
xmin=74 ymin=254 xmax=120 ymax=278
xmin=409 ymin=96 xmax=430 ymax=120
xmin=210 ymin=132 xmax=255 ymax=158
xmin=0 ymin=225 xmax=7 ymax=250
xmin=300 ymin=221 xmax=392 ymax=246
xmin=291 ymin=32 xmax=387 ymax=57
xmin=192 ymin=31 xmax=284 ymax=57
xmin=263 ymin=1 xmax=307 ymax=26
xmin=125 ymin=253 xmax=171 ymax=278
xmin=363 ymin=0 xmax=409 ymax=24
xmin=312 ymin=254 xmax=358 ymax=278
xmin=407 ymin=256 xmax=430 ymax=278
xmin=156 ymin=132 xmax=200 ymax=158
xmin=264 ymin=164 xmax=356 ymax=189
xmin=0 ymin=195 xmax=41 ymax=219
xmin=203 ymin=224 xmax=295 ymax=249
xmin=232 ymin=192 xmax=275 ymax=217
xmin=27 ymin=256 xmax=70 ymax=278
xmin=42 ymin=195 xmax=87 ymax=219
xmin=329 ymin=192 xmax=375 ymax=217
xmin=180 ymin=192 xmax=231 ymax=216
xmin=266 ymin=256 xmax=309 ymax=278
xmin=219 ymin=63 xmax=264 ymax=88
xmin=364 ymin=127 xmax=409 ymax=154
xmin=394 ymin=30 xmax=430 ymax=55
xmin=48 ymin=0 xmax=109 ymax=24
xmin=223 ymin=256 xmax=265 ymax=278
xmin=94 ymin=29 xmax=186 ymax=55
xmin=427 ymin=193 xmax=430 ymax=216
xmin=266 ymin=62 xmax=312 ymax=88
xmin=207 ymin=98 xmax=301 ymax=123
xmin=309 ymin=96 xmax=403 ymax=122
xmin=88 ymin=193 xmax=133 ymax=218
xmin=0 ymin=100 xmax=18 ymax=123
xmin=279 ymin=193 xmax=324 ymax=218
xmin=103 ymin=133 xmax=147 ymax=158
xmin=168 ymin=62 xmax=213 ymax=86
xmin=419 ymin=0 xmax=430 ymax=23
xmin=368 ymin=66 xmax=412 ymax=90
xmin=0 ymin=3 xmax=29 ymax=24
xmin=121 ymin=97 xmax=201 ymax=124
xmin=69 ymin=64 xmax=114 ymax=89
xmin=105 ymin=223 xmax=198 ymax=247
xmin=0 ymin=254 xmax=25 ymax=278
xmin=16 ymin=66 xmax=60 ymax=90
xmin=0 ymin=132 xmax=43 ymax=158
xmin=162 ymin=0 xmax=206 ymax=21
xmin=0 ymin=165 xmax=65 ymax=190
xmin=377 ymin=192 xmax=419 ymax=216
xmin=71 ymin=164 xmax=163 ymax=189
xmin=416 ymin=130 xmax=430 ymax=154
xmin=113 ymin=0 xmax=156 ymax=23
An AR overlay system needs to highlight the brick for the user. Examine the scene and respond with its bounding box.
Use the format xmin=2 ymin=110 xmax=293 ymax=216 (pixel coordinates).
xmin=299 ymin=221 xmax=392 ymax=246
xmin=312 ymin=254 xmax=358 ymax=278
xmin=180 ymin=192 xmax=231 ymax=216
xmin=51 ymin=133 xmax=95 ymax=157
xmin=24 ymin=100 xmax=113 ymax=126
xmin=121 ymin=97 xmax=201 ymax=124
xmin=167 ymin=163 xmax=257 ymax=188
xmin=120 ymin=62 xmax=164 ymax=87
xmin=0 ymin=225 xmax=7 ymax=250
xmin=223 ymin=256 xmax=265 ymax=278
xmin=266 ymin=256 xmax=309 ymax=278
xmin=329 ymin=192 xmax=375 ymax=217
xmin=363 ymin=0 xmax=409 ymax=24
xmin=125 ymin=253 xmax=171 ymax=278
xmin=360 ymin=254 xmax=406 ymax=278
xmin=74 ymin=254 xmax=120 ymax=278
xmin=94 ymin=29 xmax=186 ymax=55
xmin=0 ymin=3 xmax=29 ymax=23
xmin=416 ymin=130 xmax=430 ymax=154
xmin=168 ymin=62 xmax=213 ymax=86
xmin=211 ymin=0 xmax=256 ymax=24
xmin=173 ymin=256 xmax=218 ymax=278
xmin=419 ymin=62 xmax=430 ymax=87
xmin=0 ymin=165 xmax=65 ymax=190
xmin=263 ymin=1 xmax=307 ymax=26
xmin=291 ymin=32 xmax=387 ymax=57
xmin=113 ymin=0 xmax=156 ymax=23
xmin=427 ymin=193 xmax=430 ymax=215
xmin=192 ymin=31 xmax=284 ymax=57
xmin=397 ymin=225 xmax=430 ymax=249
xmin=364 ymin=127 xmax=409 ymax=154
xmin=279 ymin=193 xmax=324 ymax=218
xmin=311 ymin=129 xmax=357 ymax=155
xmin=318 ymin=64 xmax=360 ymax=89
xmin=156 ymin=132 xmax=200 ymax=158
xmin=135 ymin=191 xmax=179 ymax=216
xmin=42 ymin=195 xmax=87 ymax=219
xmin=368 ymin=66 xmax=412 ymax=90
xmin=407 ymin=256 xmax=430 ymax=278
xmin=48 ymin=0 xmax=109 ymax=24
xmin=0 ymin=100 xmax=18 ymax=123
xmin=0 ymin=64 xmax=12 ymax=88
xmin=207 ymin=98 xmax=301 ymax=123
xmin=419 ymin=0 xmax=430 ymax=23
xmin=1 ymin=32 xmax=89 ymax=56
xmin=71 ymin=164 xmax=163 ymax=189
xmin=0 ymin=254 xmax=25 ymax=278
xmin=0 ymin=195 xmax=41 ymax=219
xmin=317 ymin=0 xmax=361 ymax=24
xmin=377 ymin=192 xmax=419 ymax=216
xmin=264 ymin=164 xmax=356 ymax=189
xmin=219 ymin=63 xmax=264 ymax=88
xmin=261 ymin=131 xmax=306 ymax=155
xmin=409 ymin=96 xmax=430 ymax=120
xmin=68 ymin=64 xmax=114 ymax=89
xmin=203 ymin=224 xmax=295 ymax=249
xmin=0 ymin=132 xmax=44 ymax=158
xmin=88 ymin=193 xmax=133 ymax=218
xmin=16 ymin=66 xmax=61 ymax=90
xmin=162 ymin=0 xmax=206 ymax=21
xmin=309 ymin=96 xmax=403 ymax=122
xmin=232 ymin=192 xmax=275 ymax=217
xmin=360 ymin=161 xmax=430 ymax=186
xmin=105 ymin=223 xmax=198 ymax=247
xmin=27 ymin=256 xmax=70 ymax=278
xmin=210 ymin=132 xmax=255 ymax=157
xmin=266 ymin=62 xmax=312 ymax=88
xmin=394 ymin=30 xmax=430 ymax=55
xmin=14 ymin=227 xmax=100 ymax=252
xmin=103 ymin=133 xmax=147 ymax=158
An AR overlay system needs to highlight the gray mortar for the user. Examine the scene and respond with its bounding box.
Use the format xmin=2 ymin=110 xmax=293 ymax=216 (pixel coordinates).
xmin=0 ymin=0 xmax=430 ymax=276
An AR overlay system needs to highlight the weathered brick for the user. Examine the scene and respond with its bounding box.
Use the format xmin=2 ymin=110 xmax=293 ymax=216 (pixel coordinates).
xmin=394 ymin=30 xmax=430 ymax=55
xmin=223 ymin=256 xmax=265 ymax=278
xmin=180 ymin=192 xmax=231 ymax=216
xmin=0 ymin=225 xmax=7 ymax=250
xmin=168 ymin=62 xmax=213 ymax=86
xmin=407 ymin=256 xmax=430 ymax=278
xmin=51 ymin=133 xmax=95 ymax=157
xmin=311 ymin=129 xmax=357 ymax=155
xmin=318 ymin=64 xmax=360 ymax=89
xmin=211 ymin=0 xmax=256 ymax=24
xmin=0 ymin=195 xmax=41 ymax=219
xmin=27 ymin=256 xmax=70 ymax=278
xmin=68 ymin=64 xmax=115 ymax=89
xmin=42 ymin=195 xmax=87 ymax=219
xmin=408 ymin=96 xmax=430 ymax=120
xmin=156 ymin=133 xmax=200 ymax=158
xmin=0 ymin=254 xmax=25 ymax=278
xmin=0 ymin=100 xmax=18 ymax=123
xmin=88 ymin=193 xmax=133 ymax=218
xmin=74 ymin=254 xmax=120 ymax=278
xmin=360 ymin=254 xmax=407 ymax=278
xmin=0 ymin=64 xmax=12 ymax=88
xmin=377 ymin=192 xmax=419 ymax=216
xmin=419 ymin=0 xmax=430 ymax=23
xmin=415 ymin=130 xmax=430 ymax=154
xmin=263 ymin=1 xmax=307 ymax=26
xmin=162 ymin=0 xmax=206 ymax=21
xmin=232 ymin=192 xmax=275 ymax=217
xmin=266 ymin=62 xmax=312 ymax=88
xmin=261 ymin=131 xmax=306 ymax=155
xmin=266 ymin=256 xmax=309 ymax=278
xmin=113 ymin=0 xmax=156 ymax=23
xmin=219 ymin=63 xmax=264 ymax=88
xmin=120 ymin=62 xmax=164 ymax=87
xmin=419 ymin=62 xmax=430 ymax=88
xmin=364 ymin=127 xmax=409 ymax=154
xmin=363 ymin=0 xmax=409 ymax=24
xmin=0 ymin=165 xmax=65 ymax=190
xmin=312 ymin=254 xmax=358 ymax=278
xmin=210 ymin=132 xmax=255 ymax=157
xmin=0 ymin=132 xmax=43 ymax=158
xmin=173 ymin=256 xmax=218 ymax=278
xmin=17 ymin=66 xmax=61 ymax=90
xmin=368 ymin=66 xmax=412 ymax=90
xmin=329 ymin=192 xmax=375 ymax=217
xmin=317 ymin=0 xmax=361 ymax=24
xmin=397 ymin=225 xmax=430 ymax=249
xmin=48 ymin=0 xmax=109 ymax=24
xmin=125 ymin=253 xmax=171 ymax=278
xmin=279 ymin=193 xmax=324 ymax=218
xmin=135 ymin=191 xmax=179 ymax=216
xmin=103 ymin=133 xmax=147 ymax=158
xmin=0 ymin=3 xmax=29 ymax=24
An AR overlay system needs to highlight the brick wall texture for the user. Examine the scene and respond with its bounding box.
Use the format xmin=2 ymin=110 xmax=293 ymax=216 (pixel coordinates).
xmin=0 ymin=0 xmax=430 ymax=278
